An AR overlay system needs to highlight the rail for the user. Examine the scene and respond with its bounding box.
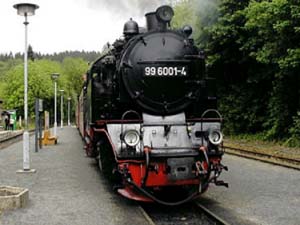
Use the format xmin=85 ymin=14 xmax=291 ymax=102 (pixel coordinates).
xmin=140 ymin=201 xmax=231 ymax=225
xmin=224 ymin=145 xmax=300 ymax=170
xmin=195 ymin=202 xmax=231 ymax=225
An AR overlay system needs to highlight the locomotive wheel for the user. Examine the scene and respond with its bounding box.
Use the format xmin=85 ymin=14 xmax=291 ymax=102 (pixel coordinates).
xmin=98 ymin=152 xmax=103 ymax=172
xmin=98 ymin=141 xmax=120 ymax=183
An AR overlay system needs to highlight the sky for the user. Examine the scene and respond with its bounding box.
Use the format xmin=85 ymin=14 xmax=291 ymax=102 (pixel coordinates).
xmin=0 ymin=0 xmax=168 ymax=54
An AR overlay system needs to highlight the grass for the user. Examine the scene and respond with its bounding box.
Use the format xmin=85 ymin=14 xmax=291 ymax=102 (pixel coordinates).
xmin=224 ymin=134 xmax=300 ymax=160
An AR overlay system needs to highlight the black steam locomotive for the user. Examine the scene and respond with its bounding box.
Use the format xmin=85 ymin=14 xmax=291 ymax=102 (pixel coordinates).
xmin=77 ymin=5 xmax=228 ymax=205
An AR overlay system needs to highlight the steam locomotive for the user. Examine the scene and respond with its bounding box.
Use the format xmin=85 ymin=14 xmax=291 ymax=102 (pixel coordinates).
xmin=77 ymin=5 xmax=228 ymax=205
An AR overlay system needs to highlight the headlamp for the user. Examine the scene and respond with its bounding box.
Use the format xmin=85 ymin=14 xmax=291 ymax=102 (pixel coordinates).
xmin=123 ymin=130 xmax=140 ymax=147
xmin=156 ymin=5 xmax=174 ymax=23
xmin=208 ymin=129 xmax=223 ymax=145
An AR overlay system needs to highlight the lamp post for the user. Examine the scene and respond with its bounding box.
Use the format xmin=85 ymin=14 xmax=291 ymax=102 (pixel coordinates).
xmin=60 ymin=90 xmax=64 ymax=128
xmin=14 ymin=3 xmax=39 ymax=173
xmin=67 ymin=97 xmax=71 ymax=126
xmin=51 ymin=73 xmax=60 ymax=136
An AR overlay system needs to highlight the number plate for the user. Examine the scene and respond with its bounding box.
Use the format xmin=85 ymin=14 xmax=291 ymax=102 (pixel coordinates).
xmin=144 ymin=66 xmax=187 ymax=77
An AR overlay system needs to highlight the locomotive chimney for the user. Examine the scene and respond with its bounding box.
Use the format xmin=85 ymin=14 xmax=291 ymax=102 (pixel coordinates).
xmin=145 ymin=12 xmax=165 ymax=31
xmin=145 ymin=5 xmax=174 ymax=31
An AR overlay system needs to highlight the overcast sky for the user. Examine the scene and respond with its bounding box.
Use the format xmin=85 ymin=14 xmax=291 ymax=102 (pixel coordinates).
xmin=0 ymin=0 xmax=167 ymax=54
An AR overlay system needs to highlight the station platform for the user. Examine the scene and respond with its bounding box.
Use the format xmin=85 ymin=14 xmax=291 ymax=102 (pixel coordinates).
xmin=0 ymin=127 xmax=149 ymax=225
xmin=0 ymin=130 xmax=23 ymax=142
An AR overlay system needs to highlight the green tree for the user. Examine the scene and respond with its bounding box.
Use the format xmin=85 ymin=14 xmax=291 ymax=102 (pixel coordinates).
xmin=242 ymin=0 xmax=300 ymax=139
xmin=202 ymin=0 xmax=269 ymax=134
xmin=172 ymin=0 xmax=219 ymax=43
xmin=199 ymin=0 xmax=300 ymax=143
xmin=0 ymin=59 xmax=22 ymax=99
xmin=172 ymin=0 xmax=196 ymax=28
xmin=0 ymin=53 xmax=91 ymax=126
xmin=61 ymin=57 xmax=88 ymax=98
xmin=2 ymin=59 xmax=62 ymax=117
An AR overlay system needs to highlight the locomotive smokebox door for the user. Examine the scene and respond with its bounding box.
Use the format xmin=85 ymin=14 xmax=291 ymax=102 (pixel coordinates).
xmin=120 ymin=30 xmax=203 ymax=115
xmin=167 ymin=158 xmax=196 ymax=180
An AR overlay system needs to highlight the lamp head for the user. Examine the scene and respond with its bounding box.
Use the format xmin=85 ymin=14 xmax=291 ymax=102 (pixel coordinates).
xmin=13 ymin=3 xmax=39 ymax=16
xmin=156 ymin=5 xmax=174 ymax=23
xmin=51 ymin=73 xmax=60 ymax=81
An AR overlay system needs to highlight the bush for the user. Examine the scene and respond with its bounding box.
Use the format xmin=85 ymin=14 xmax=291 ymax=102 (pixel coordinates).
xmin=284 ymin=112 xmax=300 ymax=147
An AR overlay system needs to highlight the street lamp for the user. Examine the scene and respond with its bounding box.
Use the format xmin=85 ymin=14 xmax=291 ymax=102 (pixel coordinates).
xmin=67 ymin=97 xmax=71 ymax=126
xmin=51 ymin=73 xmax=60 ymax=136
xmin=14 ymin=3 xmax=39 ymax=173
xmin=60 ymin=90 xmax=64 ymax=128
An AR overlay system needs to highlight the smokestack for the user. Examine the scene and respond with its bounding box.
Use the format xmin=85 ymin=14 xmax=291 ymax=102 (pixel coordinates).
xmin=145 ymin=12 xmax=167 ymax=31
xmin=145 ymin=5 xmax=174 ymax=31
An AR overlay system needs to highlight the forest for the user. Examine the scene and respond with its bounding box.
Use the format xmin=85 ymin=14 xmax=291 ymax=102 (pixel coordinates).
xmin=0 ymin=50 xmax=100 ymax=125
xmin=173 ymin=0 xmax=300 ymax=147
xmin=0 ymin=0 xmax=299 ymax=147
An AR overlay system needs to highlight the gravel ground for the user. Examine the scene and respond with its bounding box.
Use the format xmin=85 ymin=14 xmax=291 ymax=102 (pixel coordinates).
xmin=0 ymin=127 xmax=149 ymax=225
xmin=198 ymin=154 xmax=300 ymax=225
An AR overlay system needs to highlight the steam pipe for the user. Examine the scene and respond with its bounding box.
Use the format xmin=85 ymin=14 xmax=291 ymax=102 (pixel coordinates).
xmin=126 ymin=178 xmax=198 ymax=206
xmin=141 ymin=146 xmax=151 ymax=187
xmin=199 ymin=146 xmax=211 ymax=192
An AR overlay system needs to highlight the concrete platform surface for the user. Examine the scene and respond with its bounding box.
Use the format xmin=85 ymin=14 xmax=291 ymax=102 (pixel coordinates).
xmin=0 ymin=127 xmax=149 ymax=225
xmin=198 ymin=154 xmax=300 ymax=225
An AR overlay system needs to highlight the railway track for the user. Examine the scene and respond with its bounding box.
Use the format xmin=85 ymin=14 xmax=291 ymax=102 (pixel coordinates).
xmin=224 ymin=145 xmax=300 ymax=170
xmin=138 ymin=145 xmax=300 ymax=225
xmin=194 ymin=202 xmax=231 ymax=225
xmin=140 ymin=201 xmax=230 ymax=225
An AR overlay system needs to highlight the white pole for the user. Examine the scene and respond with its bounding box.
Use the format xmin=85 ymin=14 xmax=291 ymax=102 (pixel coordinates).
xmin=54 ymin=80 xmax=57 ymax=136
xmin=14 ymin=3 xmax=38 ymax=174
xmin=60 ymin=92 xmax=63 ymax=128
xmin=68 ymin=98 xmax=71 ymax=126
xmin=23 ymin=14 xmax=30 ymax=170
